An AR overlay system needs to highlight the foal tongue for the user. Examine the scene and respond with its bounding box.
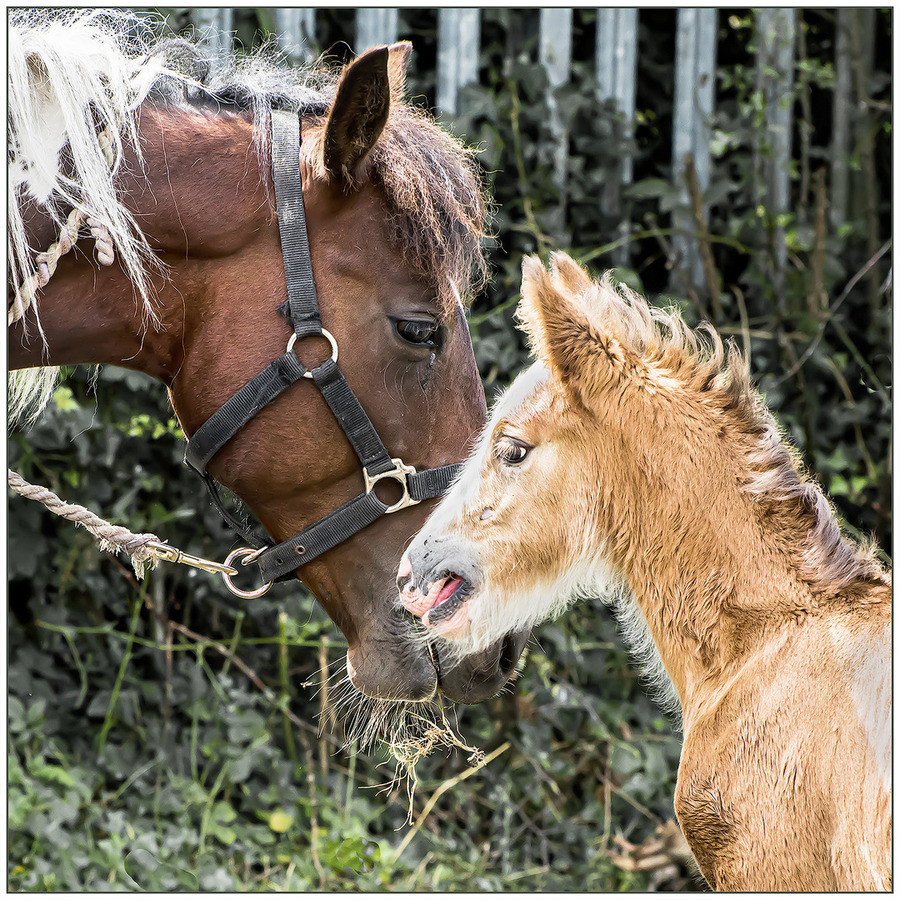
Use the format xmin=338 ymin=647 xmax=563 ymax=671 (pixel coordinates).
xmin=435 ymin=575 xmax=464 ymax=607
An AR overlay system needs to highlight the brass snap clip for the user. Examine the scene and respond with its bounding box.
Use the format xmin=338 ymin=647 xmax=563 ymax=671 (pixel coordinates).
xmin=145 ymin=540 xmax=239 ymax=576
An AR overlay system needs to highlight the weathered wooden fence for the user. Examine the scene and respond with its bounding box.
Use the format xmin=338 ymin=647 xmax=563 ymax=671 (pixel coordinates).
xmin=183 ymin=8 xmax=867 ymax=297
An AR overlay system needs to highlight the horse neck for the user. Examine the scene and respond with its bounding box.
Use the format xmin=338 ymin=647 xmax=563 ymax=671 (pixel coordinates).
xmin=9 ymin=103 xmax=271 ymax=385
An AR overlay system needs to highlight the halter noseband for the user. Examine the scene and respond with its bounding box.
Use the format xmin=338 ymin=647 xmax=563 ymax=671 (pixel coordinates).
xmin=183 ymin=110 xmax=461 ymax=597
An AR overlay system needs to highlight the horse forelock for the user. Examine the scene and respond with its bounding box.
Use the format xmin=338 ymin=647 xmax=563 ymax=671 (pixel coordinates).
xmin=570 ymin=272 xmax=888 ymax=597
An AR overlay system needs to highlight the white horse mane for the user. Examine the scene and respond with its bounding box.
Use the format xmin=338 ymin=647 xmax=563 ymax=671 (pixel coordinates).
xmin=9 ymin=10 xmax=180 ymax=319
xmin=9 ymin=10 xmax=180 ymax=421
xmin=7 ymin=9 xmax=316 ymax=423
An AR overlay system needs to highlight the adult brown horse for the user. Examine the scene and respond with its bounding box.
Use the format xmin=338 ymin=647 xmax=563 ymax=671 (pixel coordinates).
xmin=8 ymin=10 xmax=527 ymax=724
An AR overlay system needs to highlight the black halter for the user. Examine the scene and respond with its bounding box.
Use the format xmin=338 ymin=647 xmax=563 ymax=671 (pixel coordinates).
xmin=183 ymin=110 xmax=461 ymax=593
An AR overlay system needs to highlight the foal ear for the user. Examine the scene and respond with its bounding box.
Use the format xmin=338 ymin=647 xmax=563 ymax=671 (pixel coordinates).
xmin=322 ymin=45 xmax=393 ymax=184
xmin=518 ymin=253 xmax=627 ymax=401
xmin=550 ymin=251 xmax=594 ymax=296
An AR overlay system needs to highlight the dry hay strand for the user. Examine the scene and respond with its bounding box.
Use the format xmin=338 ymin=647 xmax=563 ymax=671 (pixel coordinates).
xmin=322 ymin=669 xmax=485 ymax=823
xmin=384 ymin=698 xmax=485 ymax=822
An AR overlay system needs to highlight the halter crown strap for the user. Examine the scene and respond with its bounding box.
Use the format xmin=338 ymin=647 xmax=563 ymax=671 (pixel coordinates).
xmin=182 ymin=109 xmax=463 ymax=583
xmin=270 ymin=110 xmax=321 ymax=338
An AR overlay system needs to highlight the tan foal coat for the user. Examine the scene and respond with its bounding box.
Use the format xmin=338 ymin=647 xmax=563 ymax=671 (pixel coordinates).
xmin=404 ymin=253 xmax=891 ymax=890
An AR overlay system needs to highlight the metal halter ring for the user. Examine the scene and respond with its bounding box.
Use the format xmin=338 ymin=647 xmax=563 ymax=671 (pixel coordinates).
xmin=221 ymin=548 xmax=274 ymax=598
xmin=287 ymin=329 xmax=338 ymax=378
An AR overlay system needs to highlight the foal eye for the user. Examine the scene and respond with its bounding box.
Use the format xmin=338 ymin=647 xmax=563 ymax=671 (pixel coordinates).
xmin=393 ymin=318 xmax=440 ymax=348
xmin=494 ymin=439 xmax=531 ymax=466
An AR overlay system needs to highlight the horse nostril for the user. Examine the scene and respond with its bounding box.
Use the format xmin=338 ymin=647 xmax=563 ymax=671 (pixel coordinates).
xmin=397 ymin=550 xmax=414 ymax=594
xmin=498 ymin=635 xmax=518 ymax=677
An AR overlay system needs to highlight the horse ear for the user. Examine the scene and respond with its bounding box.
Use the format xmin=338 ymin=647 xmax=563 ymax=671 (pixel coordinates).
xmin=549 ymin=251 xmax=594 ymax=296
xmin=322 ymin=45 xmax=392 ymax=184
xmin=518 ymin=253 xmax=627 ymax=400
xmin=386 ymin=41 xmax=412 ymax=98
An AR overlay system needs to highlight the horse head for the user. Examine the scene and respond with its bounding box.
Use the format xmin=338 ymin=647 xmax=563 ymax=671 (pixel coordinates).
xmin=8 ymin=12 xmax=528 ymax=717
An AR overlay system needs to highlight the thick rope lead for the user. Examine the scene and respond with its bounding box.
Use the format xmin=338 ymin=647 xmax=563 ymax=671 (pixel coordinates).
xmin=9 ymin=125 xmax=118 ymax=326
xmin=7 ymin=469 xmax=161 ymax=578
xmin=9 ymin=209 xmax=118 ymax=326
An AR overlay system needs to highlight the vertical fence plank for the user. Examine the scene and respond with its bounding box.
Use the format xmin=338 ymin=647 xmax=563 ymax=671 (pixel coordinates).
xmin=671 ymin=8 xmax=718 ymax=297
xmin=539 ymin=7 xmax=573 ymax=242
xmin=596 ymin=8 xmax=638 ymax=267
xmin=755 ymin=8 xmax=796 ymax=309
xmin=272 ymin=9 xmax=317 ymax=64
xmin=355 ymin=9 xmax=399 ymax=52
xmin=436 ymin=9 xmax=481 ymax=115
xmin=192 ymin=8 xmax=234 ymax=60
xmin=830 ymin=9 xmax=851 ymax=231
xmin=596 ymin=9 xmax=638 ymax=180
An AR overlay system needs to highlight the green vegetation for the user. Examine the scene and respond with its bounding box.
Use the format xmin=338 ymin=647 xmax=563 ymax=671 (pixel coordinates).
xmin=8 ymin=9 xmax=890 ymax=892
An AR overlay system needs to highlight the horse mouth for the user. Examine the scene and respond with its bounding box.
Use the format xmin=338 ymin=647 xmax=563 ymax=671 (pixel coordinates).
xmin=421 ymin=573 xmax=473 ymax=626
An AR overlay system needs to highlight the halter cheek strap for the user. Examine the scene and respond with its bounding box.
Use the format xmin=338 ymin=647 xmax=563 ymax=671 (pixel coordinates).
xmin=183 ymin=109 xmax=461 ymax=589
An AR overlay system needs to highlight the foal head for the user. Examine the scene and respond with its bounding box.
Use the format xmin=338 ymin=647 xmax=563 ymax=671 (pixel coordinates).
xmin=398 ymin=252 xmax=766 ymax=660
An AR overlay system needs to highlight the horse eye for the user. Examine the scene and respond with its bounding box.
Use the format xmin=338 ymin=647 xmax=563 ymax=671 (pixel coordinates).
xmin=393 ymin=318 xmax=439 ymax=347
xmin=494 ymin=439 xmax=531 ymax=466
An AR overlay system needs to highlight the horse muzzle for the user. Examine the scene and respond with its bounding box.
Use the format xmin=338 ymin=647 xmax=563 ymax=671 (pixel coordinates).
xmin=436 ymin=627 xmax=528 ymax=703
xmin=397 ymin=534 xmax=482 ymax=627
xmin=345 ymin=627 xmax=526 ymax=705
xmin=394 ymin=533 xmax=525 ymax=703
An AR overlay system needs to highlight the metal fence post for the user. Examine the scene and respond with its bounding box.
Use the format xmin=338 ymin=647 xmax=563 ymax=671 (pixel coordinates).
xmin=539 ymin=7 xmax=574 ymax=243
xmin=272 ymin=9 xmax=317 ymax=64
xmin=436 ymin=9 xmax=481 ymax=115
xmin=596 ymin=8 xmax=638 ymax=268
xmin=355 ymin=9 xmax=399 ymax=52
xmin=671 ymin=8 xmax=718 ymax=297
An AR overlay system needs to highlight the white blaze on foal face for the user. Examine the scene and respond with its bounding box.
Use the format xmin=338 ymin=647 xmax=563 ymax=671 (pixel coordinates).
xmin=399 ymin=362 xmax=582 ymax=651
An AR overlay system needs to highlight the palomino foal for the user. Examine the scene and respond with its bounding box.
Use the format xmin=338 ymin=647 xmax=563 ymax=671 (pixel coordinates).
xmin=398 ymin=253 xmax=891 ymax=891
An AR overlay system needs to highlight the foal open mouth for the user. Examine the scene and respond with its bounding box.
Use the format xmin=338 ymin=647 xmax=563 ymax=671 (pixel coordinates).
xmin=422 ymin=573 xmax=473 ymax=627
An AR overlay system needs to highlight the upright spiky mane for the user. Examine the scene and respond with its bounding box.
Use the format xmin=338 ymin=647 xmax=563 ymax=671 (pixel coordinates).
xmin=579 ymin=273 xmax=887 ymax=596
xmin=9 ymin=8 xmax=490 ymax=422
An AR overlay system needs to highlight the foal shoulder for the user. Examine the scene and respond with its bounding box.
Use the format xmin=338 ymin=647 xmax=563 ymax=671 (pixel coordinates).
xmin=675 ymin=605 xmax=890 ymax=889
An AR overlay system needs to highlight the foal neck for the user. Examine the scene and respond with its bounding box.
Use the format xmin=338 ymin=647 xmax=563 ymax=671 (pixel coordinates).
xmin=600 ymin=423 xmax=847 ymax=713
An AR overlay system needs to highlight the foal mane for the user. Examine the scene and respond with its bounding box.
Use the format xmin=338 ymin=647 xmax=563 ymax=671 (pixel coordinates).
xmin=9 ymin=9 xmax=489 ymax=421
xmin=580 ymin=273 xmax=888 ymax=597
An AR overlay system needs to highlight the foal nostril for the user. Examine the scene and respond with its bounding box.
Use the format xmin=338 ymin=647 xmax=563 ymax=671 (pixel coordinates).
xmin=397 ymin=549 xmax=413 ymax=594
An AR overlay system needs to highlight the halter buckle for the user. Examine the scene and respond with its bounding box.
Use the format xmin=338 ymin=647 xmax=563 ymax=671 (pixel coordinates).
xmin=363 ymin=458 xmax=421 ymax=514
